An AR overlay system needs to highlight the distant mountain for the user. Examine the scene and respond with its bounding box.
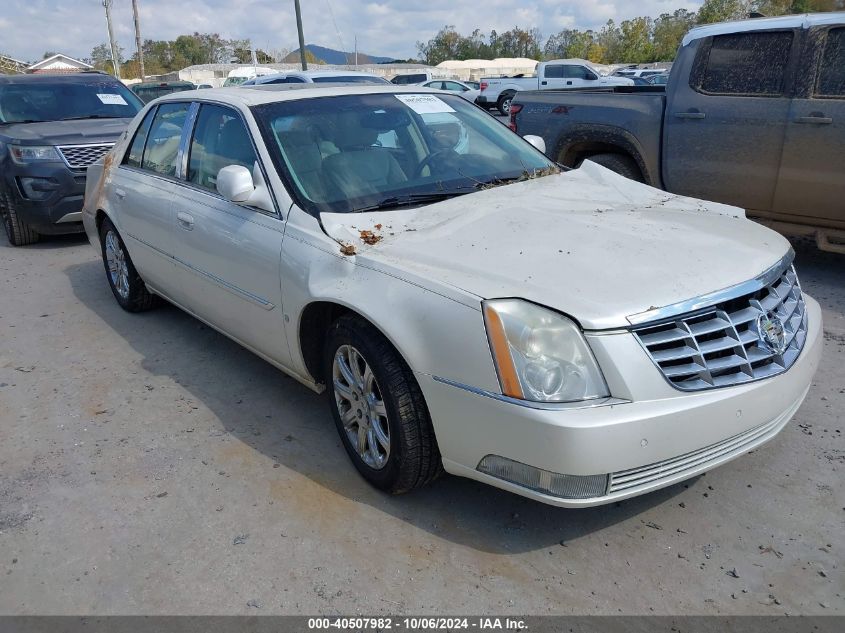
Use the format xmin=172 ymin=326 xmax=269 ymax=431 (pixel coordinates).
xmin=287 ymin=44 xmax=396 ymax=65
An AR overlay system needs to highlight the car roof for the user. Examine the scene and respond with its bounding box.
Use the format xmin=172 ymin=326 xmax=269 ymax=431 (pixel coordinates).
xmin=0 ymin=72 xmax=118 ymax=85
xmin=152 ymin=84 xmax=445 ymax=108
xmin=682 ymin=11 xmax=845 ymax=46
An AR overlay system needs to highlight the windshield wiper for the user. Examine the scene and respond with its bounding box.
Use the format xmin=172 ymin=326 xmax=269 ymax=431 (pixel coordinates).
xmin=352 ymin=190 xmax=471 ymax=213
xmin=59 ymin=114 xmax=124 ymax=121
xmin=0 ymin=119 xmax=46 ymax=125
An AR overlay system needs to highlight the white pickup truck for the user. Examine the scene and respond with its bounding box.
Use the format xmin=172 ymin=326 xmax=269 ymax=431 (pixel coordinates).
xmin=478 ymin=58 xmax=634 ymax=115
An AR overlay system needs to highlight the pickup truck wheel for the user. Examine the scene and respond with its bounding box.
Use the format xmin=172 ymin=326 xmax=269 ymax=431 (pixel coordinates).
xmin=1 ymin=190 xmax=40 ymax=246
xmin=584 ymin=153 xmax=644 ymax=182
xmin=324 ymin=315 xmax=443 ymax=494
xmin=497 ymin=92 xmax=515 ymax=116
xmin=98 ymin=218 xmax=158 ymax=312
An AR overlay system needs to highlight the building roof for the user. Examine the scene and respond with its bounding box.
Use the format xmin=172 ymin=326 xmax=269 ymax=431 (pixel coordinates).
xmin=27 ymin=54 xmax=93 ymax=72
xmin=682 ymin=11 xmax=845 ymax=46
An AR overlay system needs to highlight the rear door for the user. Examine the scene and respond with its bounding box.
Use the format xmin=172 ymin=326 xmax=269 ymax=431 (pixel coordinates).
xmin=114 ymin=101 xmax=190 ymax=293
xmin=773 ymin=25 xmax=845 ymax=226
xmin=170 ymin=102 xmax=290 ymax=365
xmin=663 ymin=30 xmax=798 ymax=211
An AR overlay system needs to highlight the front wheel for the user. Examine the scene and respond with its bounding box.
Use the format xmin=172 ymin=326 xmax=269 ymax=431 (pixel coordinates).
xmin=1 ymin=190 xmax=40 ymax=246
xmin=99 ymin=218 xmax=158 ymax=312
xmin=323 ymin=315 xmax=442 ymax=494
xmin=583 ymin=153 xmax=644 ymax=182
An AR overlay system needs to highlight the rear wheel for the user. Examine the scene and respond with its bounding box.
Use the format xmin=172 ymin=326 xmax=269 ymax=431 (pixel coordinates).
xmin=497 ymin=92 xmax=515 ymax=116
xmin=583 ymin=153 xmax=644 ymax=182
xmin=99 ymin=218 xmax=158 ymax=312
xmin=1 ymin=190 xmax=40 ymax=246
xmin=324 ymin=315 xmax=442 ymax=494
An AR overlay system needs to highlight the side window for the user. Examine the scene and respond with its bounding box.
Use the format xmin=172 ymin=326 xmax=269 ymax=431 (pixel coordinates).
xmin=444 ymin=81 xmax=467 ymax=91
xmin=123 ymin=108 xmax=155 ymax=167
xmin=563 ymin=66 xmax=592 ymax=80
xmin=699 ymin=31 xmax=793 ymax=96
xmin=544 ymin=65 xmax=565 ymax=79
xmin=816 ymin=28 xmax=845 ymax=98
xmin=187 ymin=104 xmax=258 ymax=192
xmin=140 ymin=102 xmax=189 ymax=176
xmin=287 ymin=76 xmax=306 ymax=83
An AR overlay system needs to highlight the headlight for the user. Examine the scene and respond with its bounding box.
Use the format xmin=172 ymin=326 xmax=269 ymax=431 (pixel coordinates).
xmin=9 ymin=145 xmax=60 ymax=165
xmin=483 ymin=299 xmax=609 ymax=403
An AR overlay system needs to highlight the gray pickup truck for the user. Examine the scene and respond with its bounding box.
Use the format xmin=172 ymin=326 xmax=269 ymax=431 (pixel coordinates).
xmin=511 ymin=13 xmax=845 ymax=253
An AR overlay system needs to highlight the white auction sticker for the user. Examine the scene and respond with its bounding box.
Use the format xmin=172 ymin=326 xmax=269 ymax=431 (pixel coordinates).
xmin=96 ymin=93 xmax=128 ymax=106
xmin=394 ymin=94 xmax=455 ymax=114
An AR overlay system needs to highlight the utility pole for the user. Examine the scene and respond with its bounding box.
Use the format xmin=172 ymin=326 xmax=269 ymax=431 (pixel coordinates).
xmin=103 ymin=0 xmax=121 ymax=79
xmin=132 ymin=0 xmax=145 ymax=80
xmin=294 ymin=0 xmax=307 ymax=70
xmin=354 ymin=35 xmax=358 ymax=66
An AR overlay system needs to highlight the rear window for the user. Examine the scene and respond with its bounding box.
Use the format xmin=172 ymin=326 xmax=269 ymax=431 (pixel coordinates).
xmin=816 ymin=27 xmax=845 ymax=97
xmin=699 ymin=31 xmax=793 ymax=96
xmin=312 ymin=76 xmax=389 ymax=84
xmin=391 ymin=74 xmax=426 ymax=85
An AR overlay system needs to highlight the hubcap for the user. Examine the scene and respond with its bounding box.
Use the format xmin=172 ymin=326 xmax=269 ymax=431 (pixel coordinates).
xmin=105 ymin=230 xmax=130 ymax=300
xmin=332 ymin=344 xmax=390 ymax=470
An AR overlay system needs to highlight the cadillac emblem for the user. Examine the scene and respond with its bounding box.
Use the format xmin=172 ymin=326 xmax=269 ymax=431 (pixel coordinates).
xmin=757 ymin=311 xmax=787 ymax=355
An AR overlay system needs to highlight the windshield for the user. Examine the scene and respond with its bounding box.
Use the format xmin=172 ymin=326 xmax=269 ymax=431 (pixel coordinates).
xmin=0 ymin=79 xmax=143 ymax=124
xmin=253 ymin=92 xmax=555 ymax=215
xmin=223 ymin=76 xmax=249 ymax=87
xmin=312 ymin=76 xmax=390 ymax=84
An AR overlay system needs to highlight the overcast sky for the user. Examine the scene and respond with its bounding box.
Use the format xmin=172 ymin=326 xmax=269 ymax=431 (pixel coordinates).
xmin=1 ymin=0 xmax=703 ymax=63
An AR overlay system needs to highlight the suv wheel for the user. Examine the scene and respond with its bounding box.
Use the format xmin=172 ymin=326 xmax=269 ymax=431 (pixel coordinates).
xmin=497 ymin=92 xmax=515 ymax=116
xmin=1 ymin=190 xmax=40 ymax=246
xmin=324 ymin=315 xmax=442 ymax=494
xmin=99 ymin=218 xmax=158 ymax=312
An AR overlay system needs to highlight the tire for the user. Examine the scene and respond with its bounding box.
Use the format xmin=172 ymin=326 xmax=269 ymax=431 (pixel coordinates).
xmin=1 ymin=190 xmax=40 ymax=246
xmin=497 ymin=92 xmax=515 ymax=116
xmin=98 ymin=217 xmax=158 ymax=312
xmin=323 ymin=315 xmax=442 ymax=494
xmin=584 ymin=153 xmax=644 ymax=182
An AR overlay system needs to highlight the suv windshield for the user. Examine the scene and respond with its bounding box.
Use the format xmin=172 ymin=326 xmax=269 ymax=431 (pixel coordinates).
xmin=253 ymin=92 xmax=555 ymax=215
xmin=0 ymin=79 xmax=143 ymax=124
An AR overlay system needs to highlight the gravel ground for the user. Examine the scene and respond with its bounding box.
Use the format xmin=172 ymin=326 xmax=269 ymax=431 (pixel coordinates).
xmin=0 ymin=229 xmax=842 ymax=615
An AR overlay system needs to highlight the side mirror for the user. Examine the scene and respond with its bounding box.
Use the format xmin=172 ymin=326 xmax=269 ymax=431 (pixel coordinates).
xmin=523 ymin=135 xmax=546 ymax=154
xmin=216 ymin=163 xmax=275 ymax=213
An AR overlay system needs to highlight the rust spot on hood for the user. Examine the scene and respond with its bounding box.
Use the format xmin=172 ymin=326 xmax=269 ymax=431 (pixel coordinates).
xmin=339 ymin=243 xmax=357 ymax=256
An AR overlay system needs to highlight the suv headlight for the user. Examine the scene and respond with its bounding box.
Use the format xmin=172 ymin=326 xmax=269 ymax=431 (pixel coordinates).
xmin=9 ymin=145 xmax=60 ymax=165
xmin=483 ymin=299 xmax=609 ymax=403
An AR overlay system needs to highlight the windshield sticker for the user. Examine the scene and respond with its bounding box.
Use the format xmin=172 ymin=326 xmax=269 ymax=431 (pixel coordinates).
xmin=96 ymin=93 xmax=128 ymax=106
xmin=394 ymin=94 xmax=455 ymax=114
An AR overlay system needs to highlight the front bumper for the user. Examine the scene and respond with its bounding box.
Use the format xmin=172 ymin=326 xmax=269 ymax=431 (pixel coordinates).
xmin=3 ymin=161 xmax=87 ymax=234
xmin=419 ymin=295 xmax=823 ymax=508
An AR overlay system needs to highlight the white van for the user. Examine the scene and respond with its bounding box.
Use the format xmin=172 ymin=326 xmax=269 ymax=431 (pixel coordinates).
xmin=222 ymin=66 xmax=278 ymax=87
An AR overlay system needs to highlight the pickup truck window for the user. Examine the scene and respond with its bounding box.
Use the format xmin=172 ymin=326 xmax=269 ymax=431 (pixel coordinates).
xmin=140 ymin=102 xmax=190 ymax=178
xmin=124 ymin=107 xmax=156 ymax=168
xmin=699 ymin=31 xmax=793 ymax=96
xmin=816 ymin=28 xmax=845 ymax=98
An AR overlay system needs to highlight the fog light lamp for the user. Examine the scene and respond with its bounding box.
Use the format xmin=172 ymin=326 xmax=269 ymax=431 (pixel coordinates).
xmin=19 ymin=177 xmax=58 ymax=201
xmin=477 ymin=455 xmax=608 ymax=499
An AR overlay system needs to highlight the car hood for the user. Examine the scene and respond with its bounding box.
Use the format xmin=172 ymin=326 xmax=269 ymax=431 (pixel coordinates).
xmin=0 ymin=118 xmax=132 ymax=145
xmin=320 ymin=162 xmax=790 ymax=330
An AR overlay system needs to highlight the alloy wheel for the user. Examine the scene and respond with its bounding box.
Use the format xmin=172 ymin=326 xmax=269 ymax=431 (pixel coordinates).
xmin=104 ymin=230 xmax=130 ymax=300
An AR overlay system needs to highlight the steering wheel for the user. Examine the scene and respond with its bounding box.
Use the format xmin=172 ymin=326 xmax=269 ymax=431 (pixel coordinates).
xmin=414 ymin=149 xmax=459 ymax=178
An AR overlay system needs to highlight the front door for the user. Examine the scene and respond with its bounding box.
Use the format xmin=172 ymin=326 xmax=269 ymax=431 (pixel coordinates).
xmin=773 ymin=26 xmax=845 ymax=227
xmin=663 ymin=30 xmax=797 ymax=211
xmin=171 ymin=102 xmax=290 ymax=366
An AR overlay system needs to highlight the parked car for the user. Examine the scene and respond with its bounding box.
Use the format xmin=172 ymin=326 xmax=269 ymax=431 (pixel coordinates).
xmin=0 ymin=73 xmax=143 ymax=245
xmin=83 ymin=86 xmax=821 ymax=508
xmin=390 ymin=70 xmax=451 ymax=85
xmin=478 ymin=59 xmax=634 ymax=115
xmin=420 ymin=79 xmax=481 ymax=103
xmin=647 ymin=73 xmax=670 ymax=86
xmin=131 ymin=80 xmax=197 ymax=103
xmin=222 ymin=66 xmax=278 ymax=86
xmin=613 ymin=68 xmax=669 ymax=79
xmin=241 ymin=70 xmax=389 ymax=86
xmin=511 ymin=13 xmax=845 ymax=253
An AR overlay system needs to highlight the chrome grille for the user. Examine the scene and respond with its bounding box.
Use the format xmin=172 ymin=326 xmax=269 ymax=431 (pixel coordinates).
xmin=56 ymin=143 xmax=114 ymax=170
xmin=632 ymin=265 xmax=807 ymax=391
xmin=609 ymin=416 xmax=782 ymax=493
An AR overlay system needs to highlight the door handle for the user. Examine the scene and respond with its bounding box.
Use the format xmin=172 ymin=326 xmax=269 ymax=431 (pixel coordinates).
xmin=566 ymin=80 xmax=573 ymax=85
xmin=674 ymin=111 xmax=706 ymax=119
xmin=794 ymin=115 xmax=832 ymax=124
xmin=115 ymin=188 xmax=126 ymax=199
xmin=176 ymin=211 xmax=194 ymax=230
xmin=541 ymin=80 xmax=547 ymax=86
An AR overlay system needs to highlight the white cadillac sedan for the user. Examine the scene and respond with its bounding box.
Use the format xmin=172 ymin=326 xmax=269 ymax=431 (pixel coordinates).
xmin=82 ymin=86 xmax=822 ymax=507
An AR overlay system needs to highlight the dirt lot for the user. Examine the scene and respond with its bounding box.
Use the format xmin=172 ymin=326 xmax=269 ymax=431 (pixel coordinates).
xmin=0 ymin=231 xmax=842 ymax=615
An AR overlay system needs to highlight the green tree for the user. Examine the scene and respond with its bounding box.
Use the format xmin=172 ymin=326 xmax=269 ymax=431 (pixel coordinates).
xmin=653 ymin=9 xmax=697 ymax=60
xmin=90 ymin=42 xmax=124 ymax=75
xmin=697 ymin=0 xmax=751 ymax=24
